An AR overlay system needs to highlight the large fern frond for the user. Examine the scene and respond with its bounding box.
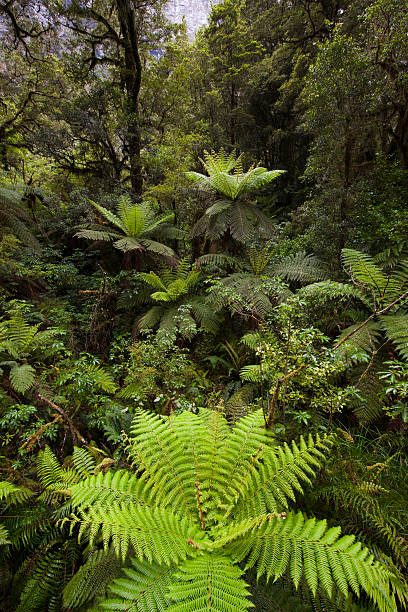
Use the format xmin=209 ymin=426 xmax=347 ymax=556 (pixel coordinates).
xmin=218 ymin=512 xmax=405 ymax=612
xmin=167 ymin=552 xmax=253 ymax=612
xmin=69 ymin=503 xmax=208 ymax=563
xmin=272 ymin=252 xmax=328 ymax=284
xmin=222 ymin=433 xmax=334 ymax=520
xmin=0 ymin=481 xmax=35 ymax=505
xmin=98 ymin=557 xmax=174 ymax=611
xmin=63 ymin=547 xmax=123 ymax=609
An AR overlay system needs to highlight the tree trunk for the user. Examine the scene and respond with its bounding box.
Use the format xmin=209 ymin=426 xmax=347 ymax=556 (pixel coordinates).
xmin=116 ymin=0 xmax=143 ymax=197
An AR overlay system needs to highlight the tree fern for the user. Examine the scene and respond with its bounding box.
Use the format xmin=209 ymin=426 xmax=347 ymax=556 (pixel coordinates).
xmin=272 ymin=252 xmax=328 ymax=284
xmin=138 ymin=261 xmax=219 ymax=341
xmin=186 ymin=151 xmax=284 ymax=244
xmin=75 ymin=198 xmax=178 ymax=260
xmin=64 ymin=409 xmax=406 ymax=612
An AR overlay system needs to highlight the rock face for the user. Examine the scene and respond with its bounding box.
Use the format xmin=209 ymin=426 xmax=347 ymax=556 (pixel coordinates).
xmin=165 ymin=0 xmax=220 ymax=37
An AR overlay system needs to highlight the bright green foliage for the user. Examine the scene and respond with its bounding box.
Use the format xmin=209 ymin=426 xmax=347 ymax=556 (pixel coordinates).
xmin=187 ymin=150 xmax=284 ymax=201
xmin=75 ymin=197 xmax=180 ymax=259
xmin=64 ymin=408 xmax=406 ymax=611
xmin=0 ymin=445 xmax=122 ymax=611
xmin=0 ymin=481 xmax=34 ymax=505
xmin=167 ymin=553 xmax=253 ymax=612
xmin=0 ymin=317 xmax=60 ymax=393
xmin=63 ymin=548 xmax=123 ymax=609
xmin=141 ymin=259 xmax=201 ymax=303
xmin=138 ymin=260 xmax=219 ymax=342
xmin=186 ymin=150 xmax=284 ymax=243
xmin=239 ymin=299 xmax=348 ymax=420
xmin=98 ymin=557 xmax=174 ymax=611
xmin=300 ymin=249 xmax=408 ymax=422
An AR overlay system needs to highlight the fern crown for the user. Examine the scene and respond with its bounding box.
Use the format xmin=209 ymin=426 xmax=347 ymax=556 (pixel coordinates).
xmin=75 ymin=196 xmax=180 ymax=259
xmin=64 ymin=408 xmax=406 ymax=612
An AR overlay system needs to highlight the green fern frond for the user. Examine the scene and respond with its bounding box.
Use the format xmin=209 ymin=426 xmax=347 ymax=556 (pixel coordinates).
xmin=201 ymin=149 xmax=243 ymax=175
xmin=72 ymin=447 xmax=97 ymax=477
xmin=74 ymin=229 xmax=121 ymax=242
xmin=272 ymin=252 xmax=328 ymax=284
xmin=167 ymin=552 xmax=254 ymax=612
xmin=69 ymin=503 xmax=208 ymax=563
xmin=381 ymin=314 xmax=408 ymax=360
xmin=0 ymin=523 xmax=10 ymax=544
xmin=0 ymin=481 xmax=34 ymax=505
xmin=9 ymin=363 xmax=35 ymax=393
xmin=63 ymin=547 xmax=123 ymax=609
xmin=336 ymin=321 xmax=382 ymax=360
xmin=218 ymin=511 xmax=403 ymax=611
xmin=341 ymin=250 xmax=395 ymax=306
xmin=68 ymin=470 xmax=149 ymax=511
xmin=195 ymin=253 xmax=240 ymax=269
xmin=223 ymin=433 xmax=334 ymax=520
xmin=99 ymin=557 xmax=174 ymax=611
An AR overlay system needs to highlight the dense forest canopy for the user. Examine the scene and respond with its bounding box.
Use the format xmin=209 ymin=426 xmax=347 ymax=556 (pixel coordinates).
xmin=0 ymin=0 xmax=408 ymax=610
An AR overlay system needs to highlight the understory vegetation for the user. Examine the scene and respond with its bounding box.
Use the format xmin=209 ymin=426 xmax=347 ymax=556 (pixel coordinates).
xmin=0 ymin=0 xmax=408 ymax=610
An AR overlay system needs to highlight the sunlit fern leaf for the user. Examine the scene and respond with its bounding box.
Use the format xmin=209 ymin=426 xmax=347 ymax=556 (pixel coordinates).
xmin=128 ymin=409 xmax=198 ymax=515
xmin=381 ymin=314 xmax=408 ymax=360
xmin=37 ymin=446 xmax=67 ymax=489
xmin=72 ymin=447 xmax=96 ymax=478
xmin=69 ymin=504 xmax=208 ymax=563
xmin=201 ymin=149 xmax=243 ymax=175
xmin=63 ymin=547 xmax=123 ymax=609
xmin=342 ymin=249 xmax=388 ymax=289
xmin=98 ymin=557 xmax=175 ymax=611
xmin=68 ymin=470 xmax=150 ymax=511
xmin=4 ymin=317 xmax=39 ymax=350
xmin=272 ymin=252 xmax=328 ymax=284
xmin=9 ymin=363 xmax=35 ymax=393
xmin=0 ymin=481 xmax=35 ymax=505
xmin=167 ymin=552 xmax=254 ymax=612
xmin=222 ymin=433 xmax=334 ymax=520
xmin=76 ymin=199 xmax=177 ymax=260
xmin=218 ymin=511 xmax=403 ymax=610
xmin=234 ymin=167 xmax=285 ymax=199
xmin=64 ymin=409 xmax=406 ymax=612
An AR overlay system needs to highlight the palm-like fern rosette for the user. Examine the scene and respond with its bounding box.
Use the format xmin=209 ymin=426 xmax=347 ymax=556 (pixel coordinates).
xmin=186 ymin=150 xmax=285 ymax=243
xmin=75 ymin=196 xmax=181 ymax=259
xmin=64 ymin=409 xmax=406 ymax=611
xmin=137 ymin=259 xmax=219 ymax=341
